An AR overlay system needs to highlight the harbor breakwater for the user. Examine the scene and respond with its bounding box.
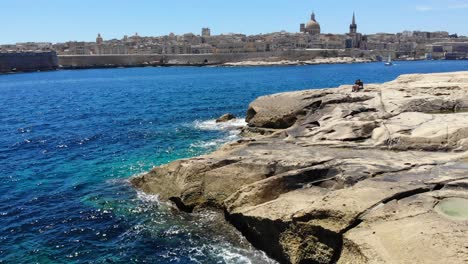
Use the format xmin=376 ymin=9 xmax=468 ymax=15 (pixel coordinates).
xmin=58 ymin=49 xmax=381 ymax=69
xmin=0 ymin=49 xmax=405 ymax=72
xmin=0 ymin=51 xmax=58 ymax=73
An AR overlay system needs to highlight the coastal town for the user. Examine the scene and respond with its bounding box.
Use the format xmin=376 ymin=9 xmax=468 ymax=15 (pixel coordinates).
xmin=1 ymin=12 xmax=468 ymax=60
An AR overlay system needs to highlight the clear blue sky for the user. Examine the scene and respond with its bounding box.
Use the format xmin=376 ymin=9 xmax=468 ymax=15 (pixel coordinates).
xmin=2 ymin=0 xmax=468 ymax=44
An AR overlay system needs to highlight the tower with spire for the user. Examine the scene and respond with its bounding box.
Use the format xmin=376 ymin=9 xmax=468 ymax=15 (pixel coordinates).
xmin=350 ymin=12 xmax=357 ymax=34
xmin=95 ymin=33 xmax=104 ymax=55
xmin=96 ymin=33 xmax=103 ymax=45
xmin=346 ymin=12 xmax=365 ymax=49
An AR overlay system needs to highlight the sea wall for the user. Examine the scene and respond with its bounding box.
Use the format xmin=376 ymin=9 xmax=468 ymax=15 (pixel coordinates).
xmin=58 ymin=49 xmax=359 ymax=68
xmin=0 ymin=49 xmax=407 ymax=73
xmin=0 ymin=52 xmax=58 ymax=73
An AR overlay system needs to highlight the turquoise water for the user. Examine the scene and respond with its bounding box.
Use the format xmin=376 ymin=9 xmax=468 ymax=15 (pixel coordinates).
xmin=1 ymin=61 xmax=467 ymax=263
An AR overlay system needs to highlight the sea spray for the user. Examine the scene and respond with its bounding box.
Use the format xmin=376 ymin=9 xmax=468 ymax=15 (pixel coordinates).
xmin=190 ymin=118 xmax=247 ymax=150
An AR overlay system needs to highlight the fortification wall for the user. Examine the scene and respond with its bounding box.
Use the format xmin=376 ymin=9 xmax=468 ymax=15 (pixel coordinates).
xmin=58 ymin=49 xmax=348 ymax=68
xmin=0 ymin=52 xmax=58 ymax=73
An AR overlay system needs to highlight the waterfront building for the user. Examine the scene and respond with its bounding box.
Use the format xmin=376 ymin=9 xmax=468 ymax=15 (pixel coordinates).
xmin=202 ymin=28 xmax=211 ymax=37
xmin=191 ymin=44 xmax=214 ymax=54
xmin=427 ymin=41 xmax=468 ymax=59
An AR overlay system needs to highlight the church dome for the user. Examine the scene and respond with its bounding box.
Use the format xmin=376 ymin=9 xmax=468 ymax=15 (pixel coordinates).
xmin=305 ymin=20 xmax=320 ymax=30
xmin=304 ymin=13 xmax=321 ymax=35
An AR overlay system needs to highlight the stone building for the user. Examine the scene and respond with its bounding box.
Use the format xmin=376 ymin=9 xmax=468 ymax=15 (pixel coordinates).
xmin=13 ymin=42 xmax=52 ymax=51
xmin=202 ymin=28 xmax=211 ymax=37
xmin=96 ymin=34 xmax=103 ymax=45
xmin=191 ymin=44 xmax=214 ymax=54
xmin=427 ymin=41 xmax=468 ymax=59
xmin=346 ymin=13 xmax=364 ymax=49
xmin=95 ymin=33 xmax=104 ymax=54
xmin=320 ymin=34 xmax=346 ymax=49
xmin=17 ymin=10 xmax=465 ymax=58
xmin=300 ymin=12 xmax=321 ymax=36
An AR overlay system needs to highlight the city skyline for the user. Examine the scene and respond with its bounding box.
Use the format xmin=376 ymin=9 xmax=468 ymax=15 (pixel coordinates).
xmin=2 ymin=0 xmax=468 ymax=44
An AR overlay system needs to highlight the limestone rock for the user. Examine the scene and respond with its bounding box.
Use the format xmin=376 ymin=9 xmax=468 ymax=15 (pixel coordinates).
xmin=132 ymin=71 xmax=468 ymax=264
xmin=344 ymin=190 xmax=468 ymax=264
xmin=216 ymin=113 xmax=236 ymax=123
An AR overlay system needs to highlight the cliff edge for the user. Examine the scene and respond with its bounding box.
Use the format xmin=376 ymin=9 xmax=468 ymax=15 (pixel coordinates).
xmin=132 ymin=71 xmax=468 ymax=264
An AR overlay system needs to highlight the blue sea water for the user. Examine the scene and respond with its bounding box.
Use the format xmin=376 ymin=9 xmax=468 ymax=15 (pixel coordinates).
xmin=1 ymin=60 xmax=467 ymax=263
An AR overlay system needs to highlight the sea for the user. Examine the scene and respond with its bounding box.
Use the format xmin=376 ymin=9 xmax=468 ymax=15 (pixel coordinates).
xmin=1 ymin=60 xmax=467 ymax=263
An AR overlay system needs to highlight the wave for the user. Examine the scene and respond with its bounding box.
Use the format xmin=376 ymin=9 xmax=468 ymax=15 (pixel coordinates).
xmin=216 ymin=247 xmax=254 ymax=264
xmin=193 ymin=118 xmax=246 ymax=131
xmin=217 ymin=246 xmax=277 ymax=264
xmin=191 ymin=118 xmax=246 ymax=150
xmin=190 ymin=132 xmax=239 ymax=149
xmin=136 ymin=190 xmax=161 ymax=204
xmin=186 ymin=244 xmax=277 ymax=264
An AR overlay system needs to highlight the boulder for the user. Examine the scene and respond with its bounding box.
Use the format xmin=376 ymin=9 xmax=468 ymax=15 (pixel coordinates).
xmin=216 ymin=113 xmax=236 ymax=123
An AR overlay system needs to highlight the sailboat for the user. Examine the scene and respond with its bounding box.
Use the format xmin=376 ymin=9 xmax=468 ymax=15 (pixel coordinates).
xmin=384 ymin=54 xmax=393 ymax=66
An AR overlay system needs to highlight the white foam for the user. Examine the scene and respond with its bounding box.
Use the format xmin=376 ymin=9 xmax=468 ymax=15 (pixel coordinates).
xmin=191 ymin=118 xmax=246 ymax=150
xmin=136 ymin=190 xmax=161 ymax=204
xmin=194 ymin=118 xmax=246 ymax=131
xmin=218 ymin=248 xmax=253 ymax=264
xmin=212 ymin=245 xmax=277 ymax=264
xmin=190 ymin=131 xmax=240 ymax=150
xmin=190 ymin=140 xmax=220 ymax=149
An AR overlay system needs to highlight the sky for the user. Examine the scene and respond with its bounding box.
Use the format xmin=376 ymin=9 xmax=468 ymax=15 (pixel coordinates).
xmin=2 ymin=0 xmax=468 ymax=44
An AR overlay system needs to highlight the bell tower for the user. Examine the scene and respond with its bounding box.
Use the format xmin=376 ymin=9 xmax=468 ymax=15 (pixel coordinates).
xmin=96 ymin=33 xmax=103 ymax=45
xmin=350 ymin=12 xmax=357 ymax=34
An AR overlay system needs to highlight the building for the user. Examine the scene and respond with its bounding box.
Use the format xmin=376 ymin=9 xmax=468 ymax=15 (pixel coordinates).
xmin=346 ymin=13 xmax=364 ymax=49
xmin=8 ymin=9 xmax=465 ymax=58
xmin=349 ymin=13 xmax=357 ymax=34
xmin=427 ymin=41 xmax=468 ymax=59
xmin=96 ymin=33 xmax=103 ymax=45
xmin=202 ymin=28 xmax=211 ymax=37
xmin=300 ymin=12 xmax=321 ymax=36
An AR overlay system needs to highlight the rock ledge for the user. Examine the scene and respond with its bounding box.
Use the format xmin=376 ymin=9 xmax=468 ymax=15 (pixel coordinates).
xmin=132 ymin=71 xmax=468 ymax=264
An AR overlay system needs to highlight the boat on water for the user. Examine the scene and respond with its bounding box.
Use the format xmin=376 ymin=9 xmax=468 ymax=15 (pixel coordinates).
xmin=384 ymin=55 xmax=393 ymax=66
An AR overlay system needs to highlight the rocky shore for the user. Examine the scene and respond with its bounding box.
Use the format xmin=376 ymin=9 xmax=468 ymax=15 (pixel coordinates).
xmin=222 ymin=57 xmax=373 ymax=67
xmin=132 ymin=71 xmax=468 ymax=264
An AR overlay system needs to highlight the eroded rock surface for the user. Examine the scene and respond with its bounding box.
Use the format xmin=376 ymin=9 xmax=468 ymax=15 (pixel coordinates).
xmin=132 ymin=71 xmax=468 ymax=264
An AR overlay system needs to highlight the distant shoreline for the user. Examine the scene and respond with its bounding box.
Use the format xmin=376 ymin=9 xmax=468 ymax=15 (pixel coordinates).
xmin=59 ymin=57 xmax=375 ymax=70
xmin=2 ymin=48 xmax=466 ymax=74
xmin=1 ymin=57 xmax=374 ymax=73
xmin=1 ymin=57 xmax=466 ymax=75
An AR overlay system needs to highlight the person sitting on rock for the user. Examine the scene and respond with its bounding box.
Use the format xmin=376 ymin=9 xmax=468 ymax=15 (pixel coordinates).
xmin=352 ymin=79 xmax=364 ymax=92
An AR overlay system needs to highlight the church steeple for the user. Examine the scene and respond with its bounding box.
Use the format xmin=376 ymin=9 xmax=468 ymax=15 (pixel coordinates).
xmin=350 ymin=12 xmax=357 ymax=34
xmin=311 ymin=12 xmax=316 ymax=22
